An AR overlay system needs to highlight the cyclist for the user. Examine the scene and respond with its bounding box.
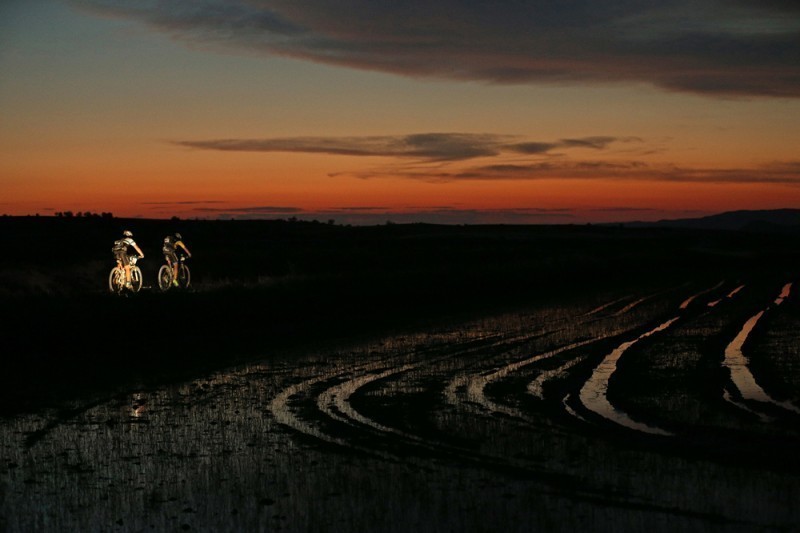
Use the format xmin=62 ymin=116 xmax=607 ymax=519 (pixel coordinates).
xmin=162 ymin=232 xmax=192 ymax=286
xmin=112 ymin=230 xmax=144 ymax=289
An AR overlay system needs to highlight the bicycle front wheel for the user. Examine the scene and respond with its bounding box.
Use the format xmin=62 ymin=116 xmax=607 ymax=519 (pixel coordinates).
xmin=130 ymin=266 xmax=143 ymax=293
xmin=158 ymin=264 xmax=172 ymax=291
xmin=178 ymin=264 xmax=191 ymax=289
xmin=108 ymin=267 xmax=124 ymax=294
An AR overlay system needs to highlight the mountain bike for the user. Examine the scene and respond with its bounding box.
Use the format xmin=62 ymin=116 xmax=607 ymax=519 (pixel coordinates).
xmin=158 ymin=255 xmax=191 ymax=291
xmin=109 ymin=255 xmax=143 ymax=294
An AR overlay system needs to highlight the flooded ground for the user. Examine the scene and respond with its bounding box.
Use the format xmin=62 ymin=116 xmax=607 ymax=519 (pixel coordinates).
xmin=2 ymin=278 xmax=799 ymax=531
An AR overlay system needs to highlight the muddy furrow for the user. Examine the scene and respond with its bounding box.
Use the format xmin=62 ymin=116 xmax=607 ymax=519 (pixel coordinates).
xmin=569 ymin=281 xmax=744 ymax=435
xmin=269 ymin=329 xmax=543 ymax=456
xmin=271 ymin=293 xmax=655 ymax=458
xmin=444 ymin=285 xmax=697 ymax=425
xmin=722 ymin=282 xmax=799 ymax=416
xmin=441 ymin=291 xmax=667 ymax=416
xmin=679 ymin=281 xmax=725 ymax=309
xmin=266 ymin=284 xmax=788 ymax=527
xmin=270 ymin=297 xmax=656 ymax=446
xmin=578 ymin=317 xmax=680 ymax=436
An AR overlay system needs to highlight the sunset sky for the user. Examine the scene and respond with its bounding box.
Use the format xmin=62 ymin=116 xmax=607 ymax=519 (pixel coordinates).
xmin=2 ymin=0 xmax=799 ymax=224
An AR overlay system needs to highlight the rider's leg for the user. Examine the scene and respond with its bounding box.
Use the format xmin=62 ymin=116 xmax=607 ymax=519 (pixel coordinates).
xmin=170 ymin=257 xmax=179 ymax=285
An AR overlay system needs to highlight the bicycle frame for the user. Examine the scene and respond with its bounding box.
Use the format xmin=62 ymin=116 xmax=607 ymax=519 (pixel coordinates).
xmin=158 ymin=255 xmax=190 ymax=291
xmin=109 ymin=255 xmax=143 ymax=294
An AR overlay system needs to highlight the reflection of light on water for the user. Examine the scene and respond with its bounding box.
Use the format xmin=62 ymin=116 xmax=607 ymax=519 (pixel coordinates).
xmin=578 ymin=318 xmax=679 ymax=436
xmin=774 ymin=282 xmax=792 ymax=305
xmin=723 ymin=388 xmax=772 ymax=423
xmin=708 ymin=284 xmax=745 ymax=307
xmin=444 ymin=292 xmax=664 ymax=420
xmin=317 ymin=361 xmax=422 ymax=440
xmin=527 ymin=357 xmax=584 ymax=399
xmin=562 ymin=394 xmax=588 ymax=422
xmin=727 ymin=284 xmax=745 ymax=298
xmin=465 ymin=337 xmax=607 ymax=419
xmin=130 ymin=393 xmax=147 ymax=418
xmin=724 ymin=311 xmax=771 ymax=404
xmin=722 ymin=287 xmax=799 ymax=415
xmin=614 ymin=296 xmax=649 ymax=315
xmin=680 ymin=281 xmax=724 ymax=309
xmin=582 ymin=296 xmax=628 ymax=317
xmin=269 ymin=329 xmax=502 ymax=456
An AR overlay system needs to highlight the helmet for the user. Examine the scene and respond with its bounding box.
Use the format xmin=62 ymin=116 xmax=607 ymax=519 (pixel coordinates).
xmin=123 ymin=230 xmax=133 ymax=237
xmin=174 ymin=233 xmax=182 ymax=240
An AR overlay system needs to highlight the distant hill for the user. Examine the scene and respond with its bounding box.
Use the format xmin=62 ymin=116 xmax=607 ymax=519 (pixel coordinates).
xmin=618 ymin=209 xmax=800 ymax=233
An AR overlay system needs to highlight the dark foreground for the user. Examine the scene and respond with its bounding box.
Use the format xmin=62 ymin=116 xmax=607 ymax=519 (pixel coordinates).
xmin=1 ymin=217 xmax=799 ymax=531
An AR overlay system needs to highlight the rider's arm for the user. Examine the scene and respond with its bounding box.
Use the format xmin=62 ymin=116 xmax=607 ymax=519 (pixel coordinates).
xmin=133 ymin=243 xmax=144 ymax=258
xmin=178 ymin=241 xmax=191 ymax=257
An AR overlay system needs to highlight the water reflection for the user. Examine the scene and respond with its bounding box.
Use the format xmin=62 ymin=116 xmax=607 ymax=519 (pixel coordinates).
xmin=577 ymin=318 xmax=678 ymax=436
xmin=722 ymin=283 xmax=800 ymax=415
xmin=679 ymin=281 xmax=724 ymax=309
xmin=2 ymin=283 xmax=799 ymax=531
xmin=708 ymin=284 xmax=745 ymax=307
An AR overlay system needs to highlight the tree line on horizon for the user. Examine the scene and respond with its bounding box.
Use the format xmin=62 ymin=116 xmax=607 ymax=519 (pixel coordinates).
xmin=54 ymin=211 xmax=114 ymax=219
xmin=1 ymin=211 xmax=115 ymax=219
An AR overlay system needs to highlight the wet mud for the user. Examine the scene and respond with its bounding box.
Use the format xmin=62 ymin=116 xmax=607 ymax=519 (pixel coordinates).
xmin=3 ymin=218 xmax=800 ymax=531
xmin=2 ymin=278 xmax=799 ymax=532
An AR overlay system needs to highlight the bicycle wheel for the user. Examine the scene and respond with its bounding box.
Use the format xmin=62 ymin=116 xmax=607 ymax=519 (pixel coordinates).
xmin=178 ymin=264 xmax=191 ymax=289
xmin=108 ymin=267 xmax=124 ymax=294
xmin=130 ymin=266 xmax=143 ymax=293
xmin=158 ymin=264 xmax=172 ymax=291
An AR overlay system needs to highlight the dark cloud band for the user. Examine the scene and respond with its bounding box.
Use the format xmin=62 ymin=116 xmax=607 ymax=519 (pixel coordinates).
xmin=74 ymin=0 xmax=800 ymax=97
xmin=175 ymin=134 xmax=630 ymax=161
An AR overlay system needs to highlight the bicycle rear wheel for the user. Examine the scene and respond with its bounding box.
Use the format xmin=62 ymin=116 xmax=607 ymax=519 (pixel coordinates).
xmin=158 ymin=264 xmax=172 ymax=291
xmin=178 ymin=264 xmax=191 ymax=289
xmin=108 ymin=267 xmax=124 ymax=294
xmin=130 ymin=266 xmax=143 ymax=292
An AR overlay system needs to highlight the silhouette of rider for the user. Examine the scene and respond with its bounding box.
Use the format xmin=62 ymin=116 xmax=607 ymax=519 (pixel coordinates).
xmin=162 ymin=232 xmax=192 ymax=286
xmin=112 ymin=230 xmax=144 ymax=288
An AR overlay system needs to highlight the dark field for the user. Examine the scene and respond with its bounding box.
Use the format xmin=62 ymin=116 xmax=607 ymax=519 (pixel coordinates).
xmin=1 ymin=216 xmax=799 ymax=531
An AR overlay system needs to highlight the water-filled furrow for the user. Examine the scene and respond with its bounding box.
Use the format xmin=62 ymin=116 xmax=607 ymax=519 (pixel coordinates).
xmin=581 ymin=296 xmax=628 ymax=316
xmin=444 ymin=287 xmax=690 ymax=421
xmin=566 ymin=281 xmax=742 ymax=435
xmin=577 ymin=318 xmax=679 ymax=435
xmin=708 ymin=284 xmax=745 ymax=307
xmin=464 ymin=337 xmax=614 ymax=420
xmin=291 ymin=335 xmax=772 ymax=524
xmin=774 ymin=282 xmax=792 ymax=305
xmin=314 ymin=327 xmax=579 ymax=446
xmin=270 ymin=330 xmax=526 ymax=452
xmin=527 ymin=357 xmax=586 ymax=399
xmin=679 ymin=281 xmax=725 ymax=309
xmin=722 ymin=282 xmax=799 ymax=415
xmin=441 ymin=292 xmax=661 ymax=413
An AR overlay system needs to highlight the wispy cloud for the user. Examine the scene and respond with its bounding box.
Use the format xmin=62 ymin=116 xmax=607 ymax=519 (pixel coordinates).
xmin=143 ymin=200 xmax=228 ymax=205
xmin=176 ymin=134 xmax=511 ymax=161
xmin=340 ymin=160 xmax=800 ymax=185
xmin=192 ymin=206 xmax=304 ymax=214
xmin=175 ymin=132 xmax=800 ymax=185
xmin=74 ymin=1 xmax=800 ymax=97
xmin=175 ymin=134 xmax=633 ymax=162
